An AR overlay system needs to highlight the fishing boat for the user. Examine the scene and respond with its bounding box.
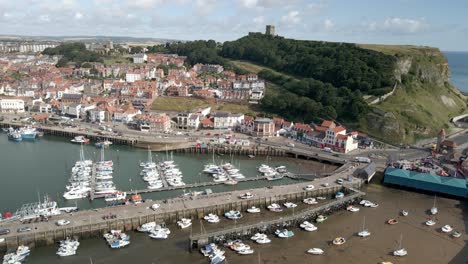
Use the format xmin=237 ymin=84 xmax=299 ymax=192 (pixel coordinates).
xmin=246 ymin=206 xmax=261 ymax=213
xmin=441 ymin=225 xmax=453 ymax=233
xmin=56 ymin=238 xmax=79 ymax=257
xmin=71 ymin=136 xmax=90 ymax=144
xmin=300 ymin=221 xmax=318 ymax=232
xmin=209 ymin=253 xmax=225 ymax=264
xmin=250 ymin=233 xmax=267 ymax=241
xmin=316 ymin=215 xmax=328 ymax=223
xmin=275 ymin=229 xmax=294 ymax=238
xmin=7 ymin=130 xmax=22 ymax=142
xmin=255 ymin=236 xmax=271 ymax=244
xmin=14 ymin=195 xmax=62 ymax=222
xmin=357 ymin=217 xmax=371 ymax=237
xmin=393 ymin=234 xmax=407 ymax=257
xmin=346 ymin=205 xmax=360 ymax=212
xmin=401 ymin=210 xmax=409 ymax=217
xmin=224 ymin=210 xmax=242 ymax=220
xmin=238 ymin=248 xmax=254 ymax=255
xmin=284 ymin=202 xmax=297 ymax=208
xmin=230 ymin=243 xmax=250 ymax=254
xmin=104 ymin=230 xmax=130 ymax=249
xmin=95 ymin=140 xmax=113 ymax=148
xmin=425 ymin=219 xmax=436 ymax=226
xmin=387 ymin=219 xmax=398 ymax=225
xmin=137 ymin=222 xmax=157 ymax=233
xmin=177 ymin=218 xmax=192 ymax=229
xmin=303 ymin=198 xmax=318 ymax=205
xmin=104 ymin=192 xmax=126 ymax=202
xmin=332 ymin=237 xmax=346 ymax=245
xmin=267 ymin=203 xmax=283 ymax=212
xmin=452 ymin=231 xmax=461 ymax=238
xmin=303 ymin=185 xmax=315 ymax=191
xmin=148 ymin=229 xmax=169 ymax=240
xmin=19 ymin=126 xmax=38 ymax=139
xmin=307 ymin=248 xmax=324 ymax=255
xmin=430 ymin=195 xmax=438 ymax=215
xmin=204 ymin=214 xmax=220 ymax=223
xmin=335 ymin=192 xmax=344 ymax=199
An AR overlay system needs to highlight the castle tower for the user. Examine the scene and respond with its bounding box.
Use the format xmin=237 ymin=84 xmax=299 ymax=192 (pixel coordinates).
xmin=265 ymin=25 xmax=275 ymax=36
xmin=436 ymin=129 xmax=446 ymax=152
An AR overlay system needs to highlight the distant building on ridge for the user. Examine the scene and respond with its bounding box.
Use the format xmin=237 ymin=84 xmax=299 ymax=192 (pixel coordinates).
xmin=265 ymin=25 xmax=275 ymax=36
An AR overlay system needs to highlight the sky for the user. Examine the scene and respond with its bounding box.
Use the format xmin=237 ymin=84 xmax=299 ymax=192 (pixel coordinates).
xmin=0 ymin=0 xmax=467 ymax=51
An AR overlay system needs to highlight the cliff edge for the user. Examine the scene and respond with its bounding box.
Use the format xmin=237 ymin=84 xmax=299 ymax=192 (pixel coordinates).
xmin=358 ymin=44 xmax=467 ymax=144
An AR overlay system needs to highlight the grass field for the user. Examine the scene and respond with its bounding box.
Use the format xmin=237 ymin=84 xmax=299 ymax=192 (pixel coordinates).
xmin=151 ymin=97 xmax=259 ymax=114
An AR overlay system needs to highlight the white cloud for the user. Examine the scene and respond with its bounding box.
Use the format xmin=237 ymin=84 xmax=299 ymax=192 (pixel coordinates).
xmin=368 ymin=17 xmax=429 ymax=34
xmin=323 ymin=18 xmax=334 ymax=31
xmin=281 ymin=10 xmax=300 ymax=26
xmin=124 ymin=0 xmax=162 ymax=9
xmin=38 ymin=14 xmax=50 ymax=22
xmin=195 ymin=0 xmax=217 ymax=15
xmin=253 ymin=15 xmax=264 ymax=25
xmin=239 ymin=0 xmax=258 ymax=8
xmin=74 ymin=12 xmax=83 ymax=20
xmin=307 ymin=0 xmax=328 ymax=13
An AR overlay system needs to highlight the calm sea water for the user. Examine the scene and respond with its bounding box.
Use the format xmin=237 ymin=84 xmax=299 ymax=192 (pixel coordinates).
xmin=444 ymin=51 xmax=468 ymax=92
xmin=0 ymin=134 xmax=332 ymax=213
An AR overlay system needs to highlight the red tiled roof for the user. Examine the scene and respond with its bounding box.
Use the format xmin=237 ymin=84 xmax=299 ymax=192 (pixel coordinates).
xmin=321 ymin=120 xmax=335 ymax=128
xmin=336 ymin=134 xmax=348 ymax=140
xmin=333 ymin=126 xmax=346 ymax=133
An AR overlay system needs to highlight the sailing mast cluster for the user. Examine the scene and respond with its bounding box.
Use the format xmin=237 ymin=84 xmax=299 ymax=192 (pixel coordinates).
xmin=63 ymin=145 xmax=124 ymax=202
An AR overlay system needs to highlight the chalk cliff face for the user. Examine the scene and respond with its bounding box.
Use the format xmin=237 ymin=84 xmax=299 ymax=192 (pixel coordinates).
xmin=359 ymin=46 xmax=466 ymax=144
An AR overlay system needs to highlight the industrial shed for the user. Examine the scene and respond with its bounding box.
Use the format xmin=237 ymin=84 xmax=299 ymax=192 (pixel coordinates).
xmin=384 ymin=167 xmax=468 ymax=198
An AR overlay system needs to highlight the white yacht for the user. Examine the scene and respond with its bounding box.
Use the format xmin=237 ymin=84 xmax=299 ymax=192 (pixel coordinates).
xmin=307 ymin=248 xmax=324 ymax=255
xmin=137 ymin=222 xmax=157 ymax=233
xmin=284 ymin=202 xmax=297 ymax=208
xmin=300 ymin=221 xmax=318 ymax=232
xmin=177 ymin=218 xmax=192 ymax=229
xmin=441 ymin=225 xmax=453 ymax=233
xmin=104 ymin=192 xmax=126 ymax=202
xmin=204 ymin=214 xmax=220 ymax=223
xmin=393 ymin=234 xmax=407 ymax=257
xmin=246 ymin=206 xmax=261 ymax=213
xmin=303 ymin=198 xmax=318 ymax=205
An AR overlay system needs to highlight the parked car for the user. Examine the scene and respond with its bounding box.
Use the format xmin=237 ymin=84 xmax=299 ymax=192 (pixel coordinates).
xmin=323 ymin=147 xmax=332 ymax=153
xmin=0 ymin=229 xmax=10 ymax=235
xmin=17 ymin=226 xmax=31 ymax=233
xmin=287 ymin=143 xmax=295 ymax=147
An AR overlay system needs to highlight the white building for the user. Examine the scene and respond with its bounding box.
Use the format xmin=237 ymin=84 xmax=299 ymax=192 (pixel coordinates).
xmin=133 ymin=54 xmax=147 ymax=63
xmin=126 ymin=73 xmax=142 ymax=83
xmin=213 ymin=112 xmax=244 ymax=129
xmin=63 ymin=103 xmax=82 ymax=118
xmin=39 ymin=103 xmax=52 ymax=113
xmin=0 ymin=98 xmax=25 ymax=113
xmin=188 ymin=114 xmax=201 ymax=129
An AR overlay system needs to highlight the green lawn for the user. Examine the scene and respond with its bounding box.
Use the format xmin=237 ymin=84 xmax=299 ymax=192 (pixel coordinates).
xmin=151 ymin=97 xmax=259 ymax=114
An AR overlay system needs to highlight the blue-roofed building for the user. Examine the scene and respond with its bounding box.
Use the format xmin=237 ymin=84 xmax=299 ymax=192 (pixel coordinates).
xmin=384 ymin=167 xmax=468 ymax=198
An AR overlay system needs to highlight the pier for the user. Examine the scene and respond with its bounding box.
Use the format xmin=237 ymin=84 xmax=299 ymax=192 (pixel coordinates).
xmin=0 ymin=165 xmax=362 ymax=251
xmin=189 ymin=187 xmax=364 ymax=250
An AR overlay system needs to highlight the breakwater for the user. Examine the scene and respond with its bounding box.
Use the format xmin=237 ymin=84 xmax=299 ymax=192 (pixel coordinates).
xmin=0 ymin=165 xmax=362 ymax=252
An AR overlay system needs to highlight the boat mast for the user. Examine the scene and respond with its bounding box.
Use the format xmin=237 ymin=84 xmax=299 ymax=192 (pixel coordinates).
xmin=80 ymin=144 xmax=85 ymax=162
xmin=100 ymin=146 xmax=105 ymax=162
xmin=398 ymin=233 xmax=403 ymax=250
xmin=362 ymin=216 xmax=366 ymax=231
xmin=147 ymin=146 xmax=152 ymax=164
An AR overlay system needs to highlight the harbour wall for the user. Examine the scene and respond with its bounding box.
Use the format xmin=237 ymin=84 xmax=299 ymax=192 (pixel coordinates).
xmin=0 ymin=177 xmax=362 ymax=252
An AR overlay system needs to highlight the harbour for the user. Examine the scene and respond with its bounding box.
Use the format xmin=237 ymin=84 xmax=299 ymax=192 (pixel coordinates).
xmin=0 ymin=130 xmax=466 ymax=263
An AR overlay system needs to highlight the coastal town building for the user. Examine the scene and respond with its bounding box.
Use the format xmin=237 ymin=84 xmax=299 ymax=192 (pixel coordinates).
xmin=134 ymin=113 xmax=171 ymax=132
xmin=0 ymin=98 xmax=25 ymax=113
xmin=213 ymin=112 xmax=244 ymax=130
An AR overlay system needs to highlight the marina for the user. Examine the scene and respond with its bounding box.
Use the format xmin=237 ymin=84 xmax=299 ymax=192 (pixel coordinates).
xmin=0 ymin=127 xmax=466 ymax=263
